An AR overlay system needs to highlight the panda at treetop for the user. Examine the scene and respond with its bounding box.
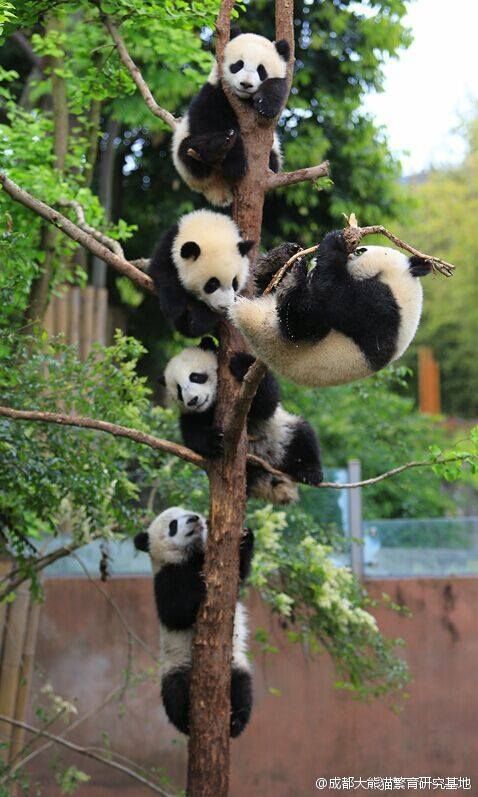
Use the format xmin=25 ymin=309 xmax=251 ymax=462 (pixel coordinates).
xmin=172 ymin=28 xmax=290 ymax=206
xmin=149 ymin=209 xmax=254 ymax=338
xmin=160 ymin=337 xmax=323 ymax=504
xmin=134 ymin=507 xmax=253 ymax=737
xmin=229 ymin=231 xmax=433 ymax=387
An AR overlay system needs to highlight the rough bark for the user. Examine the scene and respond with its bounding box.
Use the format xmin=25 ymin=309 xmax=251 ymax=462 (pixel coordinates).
xmin=186 ymin=3 xmax=295 ymax=795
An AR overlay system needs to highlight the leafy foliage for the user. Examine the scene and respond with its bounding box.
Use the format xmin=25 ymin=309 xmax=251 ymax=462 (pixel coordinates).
xmin=398 ymin=117 xmax=478 ymax=417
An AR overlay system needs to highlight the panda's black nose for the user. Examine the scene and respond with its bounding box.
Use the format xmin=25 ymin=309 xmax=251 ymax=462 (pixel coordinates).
xmin=188 ymin=396 xmax=198 ymax=407
xmin=240 ymin=81 xmax=253 ymax=89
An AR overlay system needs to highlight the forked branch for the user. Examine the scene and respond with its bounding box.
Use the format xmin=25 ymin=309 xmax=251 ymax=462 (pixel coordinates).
xmin=0 ymin=174 xmax=155 ymax=293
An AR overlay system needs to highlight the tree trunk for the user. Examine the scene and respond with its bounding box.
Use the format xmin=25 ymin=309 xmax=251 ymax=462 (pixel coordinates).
xmin=186 ymin=3 xmax=294 ymax=795
xmin=24 ymin=15 xmax=69 ymax=329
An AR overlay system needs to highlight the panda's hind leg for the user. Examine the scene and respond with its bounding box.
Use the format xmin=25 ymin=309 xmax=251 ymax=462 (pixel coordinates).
xmin=161 ymin=667 xmax=191 ymax=735
xmin=230 ymin=668 xmax=253 ymax=738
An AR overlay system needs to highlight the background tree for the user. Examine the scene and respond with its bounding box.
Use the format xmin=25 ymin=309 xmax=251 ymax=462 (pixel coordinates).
xmin=399 ymin=117 xmax=478 ymax=417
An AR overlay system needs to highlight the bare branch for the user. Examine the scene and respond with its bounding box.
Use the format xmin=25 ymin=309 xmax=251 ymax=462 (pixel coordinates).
xmin=104 ymin=17 xmax=177 ymax=130
xmin=0 ymin=406 xmax=205 ymax=469
xmin=344 ymin=224 xmax=456 ymax=277
xmin=0 ymin=173 xmax=155 ymax=294
xmin=263 ymin=245 xmax=318 ymax=295
xmin=0 ymin=541 xmax=89 ymax=603
xmin=228 ymin=360 xmax=267 ymax=443
xmin=267 ymin=160 xmax=330 ymax=191
xmin=248 ymin=452 xmax=469 ymax=489
xmin=262 ymin=222 xmax=457 ymax=292
xmin=59 ymin=198 xmax=124 ymax=258
xmin=0 ymin=715 xmax=175 ymax=797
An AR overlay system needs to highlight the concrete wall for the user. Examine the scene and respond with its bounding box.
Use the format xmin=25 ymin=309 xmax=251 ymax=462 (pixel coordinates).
xmin=28 ymin=577 xmax=478 ymax=796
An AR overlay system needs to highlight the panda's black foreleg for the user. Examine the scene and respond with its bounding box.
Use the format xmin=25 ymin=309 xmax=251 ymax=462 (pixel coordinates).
xmin=239 ymin=528 xmax=255 ymax=583
xmin=180 ymin=413 xmax=224 ymax=458
xmin=281 ymin=419 xmax=323 ymax=486
xmin=221 ymin=135 xmax=247 ymax=179
xmin=254 ymin=242 xmax=302 ymax=295
xmin=161 ymin=667 xmax=191 ymax=735
xmin=230 ymin=668 xmax=253 ymax=738
xmin=229 ymin=352 xmax=280 ymax=420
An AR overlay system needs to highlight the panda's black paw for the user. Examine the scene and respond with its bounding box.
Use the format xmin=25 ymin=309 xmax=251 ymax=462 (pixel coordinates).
xmin=295 ymin=465 xmax=323 ymax=486
xmin=253 ymin=93 xmax=280 ymax=119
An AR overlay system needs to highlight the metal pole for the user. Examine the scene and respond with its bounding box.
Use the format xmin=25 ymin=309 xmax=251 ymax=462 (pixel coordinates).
xmin=347 ymin=459 xmax=364 ymax=580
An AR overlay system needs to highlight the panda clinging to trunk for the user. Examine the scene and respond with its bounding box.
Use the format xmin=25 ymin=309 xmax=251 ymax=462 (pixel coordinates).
xmin=134 ymin=508 xmax=254 ymax=738
xmin=172 ymin=28 xmax=290 ymax=206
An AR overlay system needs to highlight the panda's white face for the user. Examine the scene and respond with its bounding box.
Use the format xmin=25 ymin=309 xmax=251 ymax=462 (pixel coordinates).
xmin=222 ymin=33 xmax=287 ymax=99
xmin=347 ymin=245 xmax=412 ymax=281
xmin=135 ymin=507 xmax=207 ymax=568
xmin=164 ymin=346 xmax=217 ymax=414
xmin=172 ymin=210 xmax=252 ymax=314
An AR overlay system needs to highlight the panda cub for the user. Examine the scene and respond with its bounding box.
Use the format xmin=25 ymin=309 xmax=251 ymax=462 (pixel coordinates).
xmin=149 ymin=209 xmax=253 ymax=338
xmin=230 ymin=231 xmax=432 ymax=387
xmin=134 ymin=507 xmax=254 ymax=737
xmin=172 ymin=29 xmax=289 ymax=206
xmin=161 ymin=338 xmax=323 ymax=504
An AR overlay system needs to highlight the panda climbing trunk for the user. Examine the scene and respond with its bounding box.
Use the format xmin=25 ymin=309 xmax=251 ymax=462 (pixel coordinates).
xmin=186 ymin=2 xmax=294 ymax=795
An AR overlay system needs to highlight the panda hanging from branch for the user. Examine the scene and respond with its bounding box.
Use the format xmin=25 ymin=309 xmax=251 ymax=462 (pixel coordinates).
xmin=172 ymin=27 xmax=290 ymax=206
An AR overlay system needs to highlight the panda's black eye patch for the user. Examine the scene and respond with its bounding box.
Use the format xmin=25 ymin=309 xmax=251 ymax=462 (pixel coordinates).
xmin=177 ymin=384 xmax=183 ymax=402
xmin=190 ymin=372 xmax=208 ymax=384
xmin=355 ymin=247 xmax=368 ymax=256
xmin=229 ymin=60 xmax=244 ymax=74
xmin=180 ymin=241 xmax=201 ymax=261
xmin=169 ymin=519 xmax=178 ymax=537
xmin=232 ymin=277 xmax=238 ymax=291
xmin=204 ymin=277 xmax=220 ymax=294
xmin=257 ymin=64 xmax=268 ymax=81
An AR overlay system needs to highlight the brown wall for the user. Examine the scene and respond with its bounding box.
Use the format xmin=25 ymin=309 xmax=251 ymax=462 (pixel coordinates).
xmin=28 ymin=577 xmax=478 ymax=796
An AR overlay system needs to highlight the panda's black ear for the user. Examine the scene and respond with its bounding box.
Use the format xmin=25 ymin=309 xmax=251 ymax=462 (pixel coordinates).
xmin=157 ymin=373 xmax=166 ymax=386
xmin=180 ymin=241 xmax=201 ymax=261
xmin=275 ymin=39 xmax=290 ymax=62
xmin=238 ymin=239 xmax=255 ymax=257
xmin=229 ymin=24 xmax=242 ymax=40
xmin=134 ymin=531 xmax=150 ymax=552
xmin=409 ymin=256 xmax=432 ymax=277
xmin=199 ymin=336 xmax=218 ymax=353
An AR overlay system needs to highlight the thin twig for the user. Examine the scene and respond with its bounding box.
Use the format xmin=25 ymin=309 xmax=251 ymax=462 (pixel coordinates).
xmin=263 ymin=245 xmax=318 ymax=295
xmin=0 ymin=173 xmax=155 ymax=294
xmin=104 ymin=17 xmax=177 ymax=130
xmin=0 ymin=715 xmax=175 ymax=797
xmin=247 ymin=453 xmax=469 ymax=489
xmin=71 ymin=552 xmax=157 ymax=660
xmin=0 ymin=541 xmax=90 ymax=603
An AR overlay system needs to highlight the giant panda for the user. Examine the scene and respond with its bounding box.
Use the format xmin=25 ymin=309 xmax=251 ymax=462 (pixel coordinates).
xmin=229 ymin=230 xmax=432 ymax=387
xmin=172 ymin=29 xmax=289 ymax=206
xmin=149 ymin=209 xmax=253 ymax=338
xmin=134 ymin=507 xmax=254 ymax=738
xmin=161 ymin=337 xmax=323 ymax=504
